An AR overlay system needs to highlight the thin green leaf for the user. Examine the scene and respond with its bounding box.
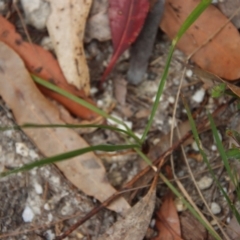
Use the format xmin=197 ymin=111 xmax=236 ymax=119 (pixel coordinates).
xmin=0 ymin=123 xmax=141 ymax=144
xmin=160 ymin=173 xmax=221 ymax=240
xmin=184 ymin=99 xmax=240 ymax=222
xmin=0 ymin=144 xmax=139 ymax=178
xmin=226 ymin=148 xmax=240 ymax=159
xmin=141 ymin=0 xmax=211 ymax=143
xmin=32 ymin=75 xmax=134 ymax=135
xmin=208 ymin=113 xmax=240 ymax=222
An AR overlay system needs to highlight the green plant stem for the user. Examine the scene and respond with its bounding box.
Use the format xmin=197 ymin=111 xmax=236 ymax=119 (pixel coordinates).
xmin=32 ymin=75 xmax=139 ymax=142
xmin=0 ymin=144 xmax=139 ymax=178
xmin=141 ymin=0 xmax=211 ymax=143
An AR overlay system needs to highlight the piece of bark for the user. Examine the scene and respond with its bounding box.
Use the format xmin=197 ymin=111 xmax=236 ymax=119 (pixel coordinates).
xmin=127 ymin=0 xmax=165 ymax=85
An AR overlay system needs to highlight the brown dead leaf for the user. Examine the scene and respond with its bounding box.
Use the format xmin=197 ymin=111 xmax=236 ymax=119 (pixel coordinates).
xmin=226 ymin=216 xmax=240 ymax=239
xmin=153 ymin=192 xmax=182 ymax=240
xmin=46 ymin=0 xmax=92 ymax=94
xmin=179 ymin=211 xmax=214 ymax=240
xmin=0 ymin=15 xmax=98 ymax=120
xmin=160 ymin=0 xmax=240 ymax=80
xmin=85 ymin=0 xmax=111 ymax=43
xmin=99 ymin=186 xmax=156 ymax=240
xmin=0 ymin=41 xmax=130 ymax=213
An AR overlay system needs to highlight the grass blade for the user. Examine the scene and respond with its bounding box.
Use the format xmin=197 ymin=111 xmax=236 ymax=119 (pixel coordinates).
xmin=0 ymin=144 xmax=139 ymax=178
xmin=184 ymin=99 xmax=240 ymax=222
xmin=141 ymin=0 xmax=211 ymax=143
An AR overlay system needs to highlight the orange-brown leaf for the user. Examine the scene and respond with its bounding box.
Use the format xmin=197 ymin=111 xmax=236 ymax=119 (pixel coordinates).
xmin=160 ymin=0 xmax=240 ymax=80
xmin=153 ymin=192 xmax=182 ymax=240
xmin=0 ymin=15 xmax=98 ymax=120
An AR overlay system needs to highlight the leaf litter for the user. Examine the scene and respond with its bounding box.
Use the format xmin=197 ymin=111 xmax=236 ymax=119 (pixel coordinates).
xmin=160 ymin=0 xmax=240 ymax=80
xmin=0 ymin=0 xmax=240 ymax=239
xmin=46 ymin=0 xmax=92 ymax=94
xmin=0 ymin=41 xmax=130 ymax=213
xmin=0 ymin=15 xmax=98 ymax=120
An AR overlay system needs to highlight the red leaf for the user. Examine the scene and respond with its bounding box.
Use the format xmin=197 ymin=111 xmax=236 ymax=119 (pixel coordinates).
xmin=100 ymin=0 xmax=149 ymax=83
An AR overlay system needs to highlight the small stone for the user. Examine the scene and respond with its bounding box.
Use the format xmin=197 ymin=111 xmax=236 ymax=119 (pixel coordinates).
xmin=192 ymin=88 xmax=205 ymax=103
xmin=186 ymin=69 xmax=193 ymax=78
xmin=29 ymin=149 xmax=39 ymax=160
xmin=44 ymin=230 xmax=55 ymax=240
xmin=191 ymin=141 xmax=199 ymax=151
xmin=168 ymin=96 xmax=175 ymax=104
xmin=211 ymin=202 xmax=221 ymax=214
xmin=16 ymin=142 xmax=29 ymax=157
xmin=211 ymin=145 xmax=217 ymax=151
xmin=22 ymin=206 xmax=34 ymax=222
xmin=41 ymin=37 xmax=53 ymax=51
xmin=197 ymin=176 xmax=213 ymax=190
xmin=20 ymin=0 xmax=51 ymax=30
xmin=175 ymin=198 xmax=187 ymax=212
xmin=44 ymin=203 xmax=50 ymax=211
xmin=34 ymin=182 xmax=43 ymax=194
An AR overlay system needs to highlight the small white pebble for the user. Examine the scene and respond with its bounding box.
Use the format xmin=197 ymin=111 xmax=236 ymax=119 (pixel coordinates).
xmin=151 ymin=95 xmax=163 ymax=102
xmin=168 ymin=117 xmax=177 ymax=126
xmin=153 ymin=138 xmax=160 ymax=145
xmin=61 ymin=202 xmax=71 ymax=215
xmin=191 ymin=141 xmax=199 ymax=151
xmin=192 ymin=88 xmax=205 ymax=103
xmin=90 ymin=87 xmax=98 ymax=96
xmin=186 ymin=69 xmax=193 ymax=78
xmin=34 ymin=182 xmax=43 ymax=194
xmin=4 ymin=130 xmax=13 ymax=137
xmin=211 ymin=145 xmax=217 ymax=151
xmin=168 ymin=96 xmax=175 ymax=104
xmin=210 ymin=219 xmax=218 ymax=226
xmin=16 ymin=142 xmax=29 ymax=157
xmin=41 ymin=36 xmax=53 ymax=51
xmin=22 ymin=206 xmax=34 ymax=222
xmin=47 ymin=213 xmax=53 ymax=222
xmin=211 ymin=202 xmax=221 ymax=214
xmin=226 ymin=216 xmax=231 ymax=224
xmin=29 ymin=149 xmax=39 ymax=160
xmin=44 ymin=203 xmax=50 ymax=211
xmin=134 ymin=132 xmax=143 ymax=139
xmin=44 ymin=230 xmax=55 ymax=240
xmin=197 ymin=176 xmax=213 ymax=190
xmin=150 ymin=218 xmax=156 ymax=228
xmin=97 ymin=100 xmax=104 ymax=108
xmin=175 ymin=198 xmax=187 ymax=212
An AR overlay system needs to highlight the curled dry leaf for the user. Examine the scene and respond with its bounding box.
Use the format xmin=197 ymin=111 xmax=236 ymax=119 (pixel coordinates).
xmin=0 ymin=41 xmax=130 ymax=213
xmin=160 ymin=0 xmax=240 ymax=80
xmin=85 ymin=0 xmax=111 ymax=43
xmin=99 ymin=186 xmax=156 ymax=240
xmin=0 ymin=15 xmax=98 ymax=120
xmin=153 ymin=192 xmax=182 ymax=240
xmin=179 ymin=211 xmax=212 ymax=240
xmin=46 ymin=0 xmax=92 ymax=94
xmin=101 ymin=0 xmax=149 ymax=83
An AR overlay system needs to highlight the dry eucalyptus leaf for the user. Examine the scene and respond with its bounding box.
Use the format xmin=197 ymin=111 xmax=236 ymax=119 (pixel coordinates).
xmin=46 ymin=0 xmax=92 ymax=94
xmin=0 ymin=41 xmax=130 ymax=213
xmin=160 ymin=0 xmax=240 ymax=80
xmin=99 ymin=186 xmax=156 ymax=240
xmin=85 ymin=0 xmax=111 ymax=42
